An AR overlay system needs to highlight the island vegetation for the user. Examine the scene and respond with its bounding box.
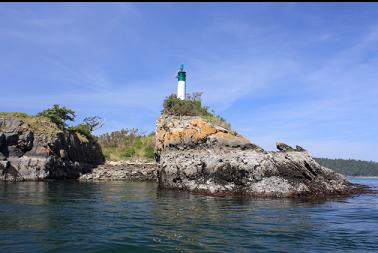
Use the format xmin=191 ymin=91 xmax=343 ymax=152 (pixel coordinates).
xmin=0 ymin=104 xmax=102 ymax=141
xmin=162 ymin=92 xmax=233 ymax=132
xmin=97 ymin=129 xmax=155 ymax=161
xmin=315 ymin=158 xmax=378 ymax=176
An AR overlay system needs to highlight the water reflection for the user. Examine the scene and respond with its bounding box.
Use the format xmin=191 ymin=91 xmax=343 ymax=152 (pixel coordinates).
xmin=152 ymin=189 xmax=328 ymax=252
xmin=0 ymin=179 xmax=377 ymax=253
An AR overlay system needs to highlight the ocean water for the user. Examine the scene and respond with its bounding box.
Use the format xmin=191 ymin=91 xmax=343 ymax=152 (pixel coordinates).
xmin=0 ymin=178 xmax=377 ymax=253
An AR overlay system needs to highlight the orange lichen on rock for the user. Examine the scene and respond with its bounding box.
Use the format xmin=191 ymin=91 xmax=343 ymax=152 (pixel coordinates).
xmin=163 ymin=128 xmax=197 ymax=146
xmin=155 ymin=115 xmax=259 ymax=151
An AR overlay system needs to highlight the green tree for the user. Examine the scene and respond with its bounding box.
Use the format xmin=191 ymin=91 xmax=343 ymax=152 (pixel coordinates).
xmin=36 ymin=104 xmax=75 ymax=130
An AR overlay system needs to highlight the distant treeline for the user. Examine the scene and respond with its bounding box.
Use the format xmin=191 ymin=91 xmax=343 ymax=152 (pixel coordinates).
xmin=314 ymin=158 xmax=378 ymax=176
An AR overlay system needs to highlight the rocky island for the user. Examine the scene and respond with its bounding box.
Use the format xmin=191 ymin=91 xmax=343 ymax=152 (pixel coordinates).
xmin=155 ymin=95 xmax=366 ymax=198
xmin=0 ymin=97 xmax=368 ymax=199
xmin=0 ymin=112 xmax=104 ymax=181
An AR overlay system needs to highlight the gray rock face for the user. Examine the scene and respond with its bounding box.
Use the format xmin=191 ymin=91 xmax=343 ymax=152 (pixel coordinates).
xmin=0 ymin=115 xmax=104 ymax=181
xmin=156 ymin=115 xmax=364 ymax=198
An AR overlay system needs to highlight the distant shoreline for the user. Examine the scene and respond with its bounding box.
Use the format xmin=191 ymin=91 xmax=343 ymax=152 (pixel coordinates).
xmin=348 ymin=176 xmax=378 ymax=178
xmin=314 ymin=158 xmax=378 ymax=177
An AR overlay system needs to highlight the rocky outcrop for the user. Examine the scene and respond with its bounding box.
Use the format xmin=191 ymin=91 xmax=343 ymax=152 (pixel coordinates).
xmin=276 ymin=141 xmax=295 ymax=152
xmin=156 ymin=115 xmax=365 ymax=198
xmin=155 ymin=115 xmax=263 ymax=153
xmin=79 ymin=161 xmax=157 ymax=181
xmin=0 ymin=115 xmax=104 ymax=181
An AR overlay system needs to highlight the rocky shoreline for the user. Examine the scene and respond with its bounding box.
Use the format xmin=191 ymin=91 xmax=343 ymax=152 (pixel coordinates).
xmin=0 ymin=114 xmax=158 ymax=182
xmin=0 ymin=113 xmax=370 ymax=199
xmin=155 ymin=115 xmax=368 ymax=198
xmin=0 ymin=115 xmax=104 ymax=181
xmin=79 ymin=160 xmax=157 ymax=181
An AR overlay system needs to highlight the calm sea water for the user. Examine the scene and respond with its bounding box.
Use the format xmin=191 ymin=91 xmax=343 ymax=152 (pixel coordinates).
xmin=0 ymin=178 xmax=377 ymax=253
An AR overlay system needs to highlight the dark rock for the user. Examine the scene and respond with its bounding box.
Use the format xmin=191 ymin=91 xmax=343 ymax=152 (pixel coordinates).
xmin=4 ymin=132 xmax=19 ymax=146
xmin=17 ymin=131 xmax=34 ymax=152
xmin=0 ymin=134 xmax=4 ymax=148
xmin=295 ymin=145 xmax=306 ymax=151
xmin=0 ymin=134 xmax=6 ymax=160
xmin=276 ymin=142 xmax=294 ymax=152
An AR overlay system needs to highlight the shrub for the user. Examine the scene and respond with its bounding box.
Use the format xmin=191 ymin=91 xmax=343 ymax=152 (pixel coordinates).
xmin=161 ymin=92 xmax=233 ymax=131
xmin=97 ymin=129 xmax=155 ymax=161
xmin=83 ymin=116 xmax=103 ymax=132
xmin=144 ymin=143 xmax=155 ymax=160
xmin=36 ymin=104 xmax=75 ymax=130
xmin=121 ymin=145 xmax=136 ymax=158
xmin=162 ymin=94 xmax=201 ymax=116
xmin=68 ymin=123 xmax=93 ymax=141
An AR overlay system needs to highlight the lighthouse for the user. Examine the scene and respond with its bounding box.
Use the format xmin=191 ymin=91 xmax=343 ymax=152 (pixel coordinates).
xmin=177 ymin=64 xmax=186 ymax=100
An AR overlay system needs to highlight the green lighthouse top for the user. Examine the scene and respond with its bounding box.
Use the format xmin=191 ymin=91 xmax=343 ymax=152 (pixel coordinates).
xmin=177 ymin=64 xmax=186 ymax=81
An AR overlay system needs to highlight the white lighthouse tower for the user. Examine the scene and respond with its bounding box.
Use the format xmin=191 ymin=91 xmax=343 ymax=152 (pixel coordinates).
xmin=176 ymin=64 xmax=186 ymax=100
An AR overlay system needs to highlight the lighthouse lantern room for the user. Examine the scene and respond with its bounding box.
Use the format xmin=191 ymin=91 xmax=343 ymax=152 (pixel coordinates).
xmin=177 ymin=64 xmax=186 ymax=100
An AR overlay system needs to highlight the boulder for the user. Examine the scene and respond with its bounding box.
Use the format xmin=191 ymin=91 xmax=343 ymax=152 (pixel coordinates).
xmin=295 ymin=145 xmax=306 ymax=152
xmin=276 ymin=141 xmax=295 ymax=152
xmin=156 ymin=114 xmax=364 ymax=198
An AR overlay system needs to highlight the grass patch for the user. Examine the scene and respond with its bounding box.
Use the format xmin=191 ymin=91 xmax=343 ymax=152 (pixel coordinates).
xmin=0 ymin=111 xmax=93 ymax=142
xmin=97 ymin=129 xmax=155 ymax=161
xmin=0 ymin=112 xmax=60 ymax=135
xmin=0 ymin=112 xmax=29 ymax=118
xmin=201 ymin=113 xmax=232 ymax=132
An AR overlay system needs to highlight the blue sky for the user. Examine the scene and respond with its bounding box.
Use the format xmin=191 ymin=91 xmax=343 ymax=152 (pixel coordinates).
xmin=1 ymin=3 xmax=377 ymax=161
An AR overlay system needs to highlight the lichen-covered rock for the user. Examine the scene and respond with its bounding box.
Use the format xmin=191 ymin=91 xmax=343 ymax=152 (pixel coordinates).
xmin=0 ymin=115 xmax=104 ymax=181
xmin=155 ymin=115 xmax=263 ymax=152
xmin=156 ymin=114 xmax=364 ymax=198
